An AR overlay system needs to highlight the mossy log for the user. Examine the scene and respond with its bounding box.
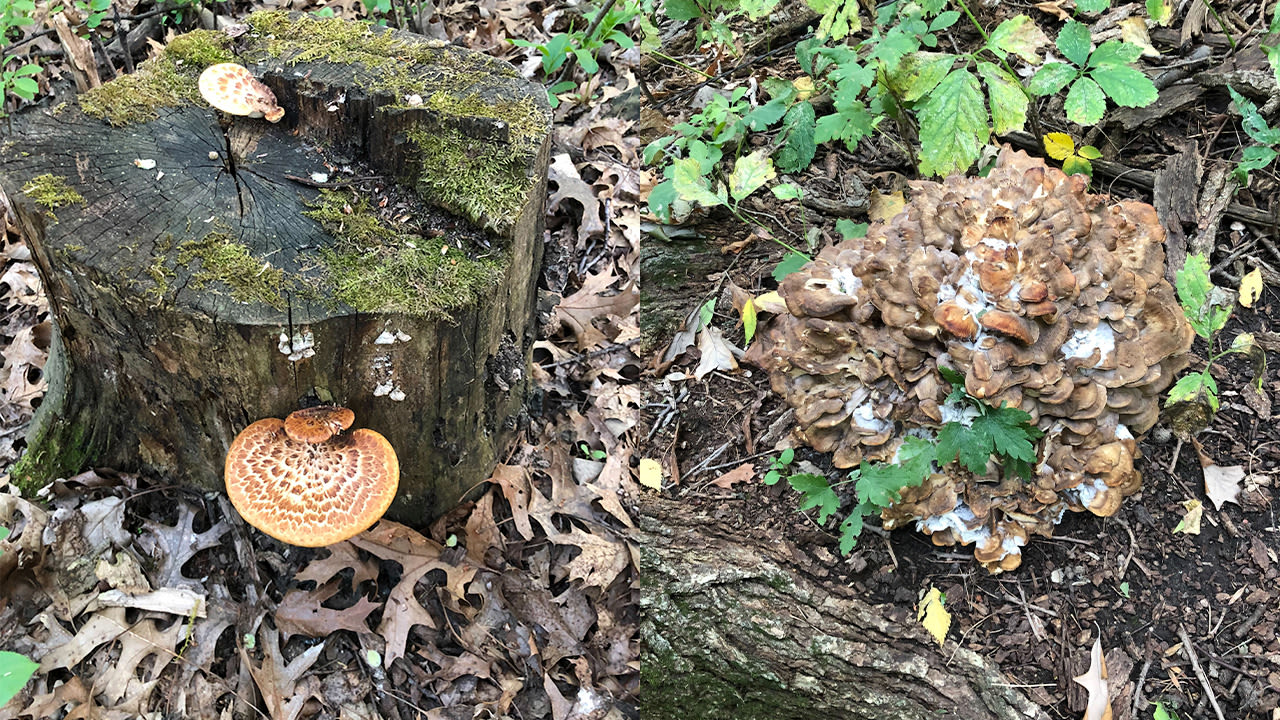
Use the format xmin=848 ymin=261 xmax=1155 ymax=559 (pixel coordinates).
xmin=0 ymin=13 xmax=550 ymax=524
xmin=638 ymin=496 xmax=1049 ymax=720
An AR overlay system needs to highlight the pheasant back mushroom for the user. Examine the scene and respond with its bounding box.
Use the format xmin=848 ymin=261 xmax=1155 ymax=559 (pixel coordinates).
xmin=197 ymin=63 xmax=285 ymax=122
xmin=747 ymin=147 xmax=1194 ymax=572
xmin=225 ymin=407 xmax=399 ymax=547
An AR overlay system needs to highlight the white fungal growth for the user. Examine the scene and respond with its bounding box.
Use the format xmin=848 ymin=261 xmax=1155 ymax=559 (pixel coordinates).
xmin=374 ymin=329 xmax=413 ymax=345
xmin=919 ymin=501 xmax=992 ymax=545
xmin=373 ymin=381 xmax=393 ymax=397
xmin=1061 ymin=322 xmax=1116 ymax=367
xmin=831 ymin=266 xmax=862 ymax=295
xmin=849 ymin=399 xmax=890 ymax=433
xmin=278 ymin=331 xmax=315 ymax=362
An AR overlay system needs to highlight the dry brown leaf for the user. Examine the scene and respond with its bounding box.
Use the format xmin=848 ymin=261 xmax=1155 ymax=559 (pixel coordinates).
xmin=554 ymin=267 xmax=638 ymax=350
xmin=490 ymin=464 xmax=534 ymax=540
xmin=295 ymin=541 xmax=380 ymax=588
xmin=694 ymin=326 xmax=738 ymax=380
xmin=1072 ymin=637 xmax=1113 ymax=720
xmin=464 ymin=490 xmax=503 ymax=565
xmin=1034 ymin=0 xmax=1070 ymax=20
xmin=710 ymin=462 xmax=755 ymax=489
xmin=38 ymin=606 xmax=130 ymax=672
xmin=276 ymin=585 xmax=379 ymax=638
xmin=549 ymin=153 xmax=605 ymax=245
xmin=243 ymin=625 xmax=324 ymax=720
xmin=550 ymin=528 xmax=629 ymax=590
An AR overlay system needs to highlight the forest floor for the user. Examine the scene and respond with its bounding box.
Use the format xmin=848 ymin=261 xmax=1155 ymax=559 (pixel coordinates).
xmin=0 ymin=0 xmax=640 ymax=718
xmin=640 ymin=1 xmax=1280 ymax=719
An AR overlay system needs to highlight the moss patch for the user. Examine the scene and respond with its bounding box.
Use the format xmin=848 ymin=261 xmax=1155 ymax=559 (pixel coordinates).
xmin=176 ymin=232 xmax=289 ymax=309
xmin=409 ymin=126 xmax=531 ymax=232
xmin=304 ymin=189 xmax=501 ymax=318
xmin=10 ymin=417 xmax=92 ymax=495
xmin=79 ymin=30 xmax=232 ymax=125
xmin=21 ymin=174 xmax=85 ymax=220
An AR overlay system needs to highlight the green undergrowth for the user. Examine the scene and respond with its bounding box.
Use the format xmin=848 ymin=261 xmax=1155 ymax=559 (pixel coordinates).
xmin=79 ymin=29 xmax=231 ymax=125
xmin=303 ymin=189 xmax=502 ymax=318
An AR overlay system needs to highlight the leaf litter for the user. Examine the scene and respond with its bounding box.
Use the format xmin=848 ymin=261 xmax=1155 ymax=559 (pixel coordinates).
xmin=0 ymin=0 xmax=642 ymax=714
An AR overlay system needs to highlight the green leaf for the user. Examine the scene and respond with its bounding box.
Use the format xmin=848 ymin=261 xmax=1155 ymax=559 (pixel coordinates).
xmin=779 ymin=448 xmax=795 ymax=465
xmin=11 ymin=76 xmax=38 ymax=99
xmin=1062 ymin=155 xmax=1093 ymax=176
xmin=1088 ymin=64 xmax=1157 ymax=107
xmin=1147 ymin=0 xmax=1173 ymax=25
xmin=917 ymin=68 xmax=988 ymax=176
xmin=929 ymin=10 xmax=960 ymax=31
xmin=646 ymin=179 xmax=678 ymax=221
xmin=936 ymin=422 xmax=992 ymax=475
xmin=728 ymin=151 xmax=776 ymax=201
xmin=745 ymin=98 xmax=789 ymax=130
xmin=1028 ymin=62 xmax=1079 ymax=96
xmin=664 ymin=0 xmax=702 ymax=21
xmin=574 ymin=48 xmax=599 ymax=74
xmin=742 ymin=297 xmax=758 ymax=344
xmin=0 ymin=526 xmax=8 ymax=543
xmin=1152 ymin=701 xmax=1181 ymax=720
xmin=1166 ymin=372 xmax=1211 ymax=406
xmin=772 ymin=251 xmax=810 ymax=281
xmin=789 ymin=473 xmax=841 ymax=523
xmin=937 ymin=366 xmax=965 ymax=389
xmin=672 ymin=157 xmax=726 ymax=208
xmin=1075 ymin=0 xmax=1109 ymax=13
xmin=776 ymin=101 xmax=817 ymax=173
xmin=986 ymin=15 xmax=1050 ymax=63
xmin=835 ymin=219 xmax=868 ymax=239
xmin=1077 ymin=144 xmax=1103 ymax=159
xmin=813 ymin=99 xmax=876 ymax=151
xmin=815 ymin=0 xmax=861 ymax=41
xmin=885 ymin=52 xmax=956 ymax=103
xmin=0 ymin=651 xmax=38 ymax=708
xmin=1088 ymin=40 xmax=1144 ymax=67
xmin=1056 ymin=20 xmax=1093 ymax=67
xmin=1175 ymin=254 xmax=1231 ymax=338
xmin=838 ymin=511 xmax=865 ymax=554
xmin=771 ymin=183 xmax=803 ymax=200
xmin=977 ymin=61 xmax=1028 ymax=134
xmin=978 ymin=405 xmax=1042 ymax=464
xmin=1228 ymin=87 xmax=1280 ymax=145
xmin=1064 ymin=76 xmax=1107 ymax=125
xmin=698 ymin=297 xmax=716 ymax=329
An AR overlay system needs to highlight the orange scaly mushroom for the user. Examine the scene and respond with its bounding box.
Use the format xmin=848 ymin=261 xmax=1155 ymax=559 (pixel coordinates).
xmin=225 ymin=407 xmax=398 ymax=547
xmin=197 ymin=63 xmax=285 ymax=122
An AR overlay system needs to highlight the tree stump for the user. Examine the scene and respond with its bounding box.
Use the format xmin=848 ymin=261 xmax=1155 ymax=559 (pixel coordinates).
xmin=638 ymin=496 xmax=1049 ymax=720
xmin=0 ymin=13 xmax=551 ymax=523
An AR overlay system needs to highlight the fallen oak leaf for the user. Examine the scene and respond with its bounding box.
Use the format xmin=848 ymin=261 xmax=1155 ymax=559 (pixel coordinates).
xmin=709 ymin=462 xmax=755 ymax=489
xmin=1202 ymin=463 xmax=1243 ymax=511
xmin=1072 ymin=637 xmax=1113 ymax=720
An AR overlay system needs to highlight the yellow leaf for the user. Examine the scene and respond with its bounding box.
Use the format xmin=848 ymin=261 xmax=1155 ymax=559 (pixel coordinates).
xmin=1072 ymin=637 xmax=1113 ymax=720
xmin=741 ymin=298 xmax=758 ymax=344
xmin=1119 ymin=17 xmax=1159 ymax=57
xmin=868 ymin=190 xmax=906 ymax=224
xmin=1239 ymin=267 xmax=1262 ymax=308
xmin=753 ymin=290 xmax=787 ymax=314
xmin=793 ymin=76 xmax=814 ymax=101
xmin=1043 ymin=132 xmax=1075 ymax=160
xmin=917 ymin=587 xmax=951 ymax=647
xmin=1173 ymin=499 xmax=1203 ymax=535
xmin=638 ymin=458 xmax=663 ymax=490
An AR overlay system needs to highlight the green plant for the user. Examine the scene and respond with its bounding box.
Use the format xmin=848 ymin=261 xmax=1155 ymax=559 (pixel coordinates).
xmin=784 ymin=368 xmax=1043 ymax=553
xmin=762 ymin=448 xmax=794 ymax=485
xmin=661 ymin=0 xmax=782 ymax=54
xmin=1152 ymin=701 xmax=1181 ymax=720
xmin=511 ymin=0 xmax=639 ymax=103
xmin=0 ymin=0 xmax=40 ymax=116
xmin=1 ymin=0 xmax=36 ymax=42
xmin=0 ymin=57 xmax=40 ymax=113
xmin=577 ymin=441 xmax=607 ymax=461
xmin=1028 ymin=19 xmax=1158 ymax=126
xmin=1165 ymin=255 xmax=1264 ymax=435
xmin=1226 ymin=86 xmax=1280 ymax=186
xmin=1043 ymin=131 xmax=1102 ymax=176
xmin=0 ymin=527 xmax=38 ymax=707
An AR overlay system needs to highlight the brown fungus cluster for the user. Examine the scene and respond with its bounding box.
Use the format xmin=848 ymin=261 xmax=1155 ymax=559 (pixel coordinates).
xmin=747 ymin=148 xmax=1194 ymax=572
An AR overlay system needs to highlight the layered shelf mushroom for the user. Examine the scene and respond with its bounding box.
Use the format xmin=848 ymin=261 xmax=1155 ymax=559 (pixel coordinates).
xmin=225 ymin=406 xmax=399 ymax=547
xmin=748 ymin=147 xmax=1194 ymax=571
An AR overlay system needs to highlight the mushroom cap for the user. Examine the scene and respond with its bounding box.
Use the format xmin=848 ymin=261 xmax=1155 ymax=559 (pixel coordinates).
xmin=283 ymin=405 xmax=356 ymax=444
xmin=225 ymin=418 xmax=399 ymax=547
xmin=198 ymin=63 xmax=285 ymax=122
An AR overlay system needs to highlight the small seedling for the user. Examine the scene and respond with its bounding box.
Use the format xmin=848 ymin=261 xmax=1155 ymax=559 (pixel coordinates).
xmin=577 ymin=441 xmax=607 ymax=461
xmin=762 ymin=448 xmax=795 ymax=485
xmin=1028 ymin=19 xmax=1158 ymax=126
xmin=1226 ymin=86 xmax=1280 ymax=186
xmin=1044 ymin=132 xmax=1102 ymax=176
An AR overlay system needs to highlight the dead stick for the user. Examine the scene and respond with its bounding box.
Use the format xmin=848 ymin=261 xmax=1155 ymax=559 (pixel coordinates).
xmin=1130 ymin=655 xmax=1153 ymax=720
xmin=1178 ymin=624 xmax=1227 ymax=720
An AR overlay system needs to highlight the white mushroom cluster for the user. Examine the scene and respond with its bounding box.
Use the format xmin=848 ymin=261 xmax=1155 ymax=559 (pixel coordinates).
xmin=747 ymin=148 xmax=1194 ymax=571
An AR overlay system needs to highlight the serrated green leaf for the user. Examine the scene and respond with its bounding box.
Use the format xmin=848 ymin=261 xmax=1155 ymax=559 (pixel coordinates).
xmin=776 ymin=101 xmax=817 ymax=172
xmin=664 ymin=0 xmax=702 ymax=21
xmin=1076 ymin=0 xmax=1109 ymax=12
xmin=1229 ymin=87 xmax=1280 ymax=145
xmin=1028 ymin=62 xmax=1079 ymax=95
xmin=918 ymin=68 xmax=988 ymax=176
xmin=1065 ymin=76 xmax=1107 ymax=125
xmin=1088 ymin=40 xmax=1144 ymax=67
xmin=1056 ymin=20 xmax=1093 ymax=67
xmin=1088 ymin=64 xmax=1157 ymax=107
xmin=728 ymin=151 xmax=776 ymax=201
xmin=986 ymin=15 xmax=1050 ymax=63
xmin=885 ymin=52 xmax=956 ymax=102
xmin=771 ymin=183 xmax=803 ymax=200
xmin=672 ymin=157 xmax=726 ymax=208
xmin=816 ymin=0 xmax=861 ymax=41
xmin=1062 ymin=154 xmax=1093 ymax=176
xmin=976 ymin=61 xmax=1028 ymax=134
xmin=745 ymin=98 xmax=789 ymax=131
xmin=838 ymin=511 xmax=865 ymax=554
xmin=789 ymin=473 xmax=841 ymax=523
xmin=1176 ymin=254 xmax=1232 ymax=337
xmin=938 ymin=366 xmax=965 ymax=388
xmin=814 ymin=100 xmax=876 ymax=151
xmin=979 ymin=405 xmax=1042 ymax=463
xmin=773 ymin=251 xmax=810 ymax=281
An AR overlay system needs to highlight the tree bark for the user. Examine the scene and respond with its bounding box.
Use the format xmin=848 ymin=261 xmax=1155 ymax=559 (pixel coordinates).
xmin=0 ymin=13 xmax=550 ymax=523
xmin=637 ymin=495 xmax=1049 ymax=720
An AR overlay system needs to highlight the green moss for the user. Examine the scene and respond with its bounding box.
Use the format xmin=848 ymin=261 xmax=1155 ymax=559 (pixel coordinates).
xmin=79 ymin=30 xmax=231 ymax=125
xmin=304 ymin=189 xmax=501 ymax=318
xmin=176 ymin=233 xmax=289 ymax=309
xmin=409 ymin=127 xmax=530 ymax=232
xmin=10 ymin=418 xmax=91 ymax=495
xmin=21 ymin=174 xmax=85 ymax=220
xmin=145 ymin=235 xmax=176 ymax=303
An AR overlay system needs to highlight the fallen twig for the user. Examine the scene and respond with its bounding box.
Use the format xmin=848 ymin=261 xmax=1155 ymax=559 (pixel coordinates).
xmin=1178 ymin=624 xmax=1227 ymax=720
